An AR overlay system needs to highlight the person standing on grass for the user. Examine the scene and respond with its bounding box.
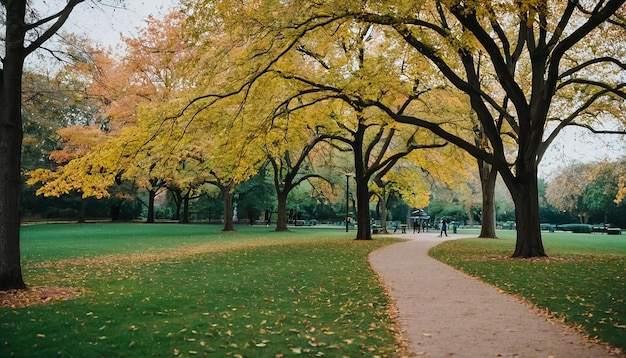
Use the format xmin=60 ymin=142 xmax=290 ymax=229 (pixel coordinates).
xmin=438 ymin=219 xmax=448 ymax=237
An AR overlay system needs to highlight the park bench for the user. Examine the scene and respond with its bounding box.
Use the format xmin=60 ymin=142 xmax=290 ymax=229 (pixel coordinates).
xmin=592 ymin=226 xmax=606 ymax=234
xmin=606 ymin=227 xmax=622 ymax=235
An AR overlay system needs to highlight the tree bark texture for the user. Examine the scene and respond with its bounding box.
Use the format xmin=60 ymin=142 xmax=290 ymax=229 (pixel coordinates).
xmin=0 ymin=1 xmax=27 ymax=291
xmin=354 ymin=177 xmax=372 ymax=240
xmin=377 ymin=195 xmax=389 ymax=234
xmin=478 ymin=161 xmax=497 ymax=238
xmin=146 ymin=189 xmax=156 ymax=223
xmin=510 ymin=165 xmax=546 ymax=258
xmin=181 ymin=194 xmax=190 ymax=224
xmin=275 ymin=191 xmax=288 ymax=231
xmin=221 ymin=187 xmax=234 ymax=231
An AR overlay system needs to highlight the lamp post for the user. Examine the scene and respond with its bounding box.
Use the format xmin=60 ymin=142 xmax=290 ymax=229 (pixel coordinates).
xmin=345 ymin=174 xmax=350 ymax=232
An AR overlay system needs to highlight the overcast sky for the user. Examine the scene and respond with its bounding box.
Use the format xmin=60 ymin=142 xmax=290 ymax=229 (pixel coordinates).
xmin=69 ymin=1 xmax=175 ymax=48
xmin=540 ymin=126 xmax=624 ymax=179
xmin=35 ymin=0 xmax=175 ymax=50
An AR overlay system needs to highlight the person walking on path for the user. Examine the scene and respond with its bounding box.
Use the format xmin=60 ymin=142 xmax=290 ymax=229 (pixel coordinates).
xmin=369 ymin=232 xmax=619 ymax=357
xmin=437 ymin=219 xmax=448 ymax=237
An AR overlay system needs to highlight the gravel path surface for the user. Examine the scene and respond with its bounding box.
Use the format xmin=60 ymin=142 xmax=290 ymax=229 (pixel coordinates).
xmin=369 ymin=232 xmax=623 ymax=358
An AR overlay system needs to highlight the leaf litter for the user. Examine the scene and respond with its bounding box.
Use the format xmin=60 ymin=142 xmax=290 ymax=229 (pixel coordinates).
xmin=1 ymin=238 xmax=308 ymax=308
xmin=0 ymin=286 xmax=83 ymax=308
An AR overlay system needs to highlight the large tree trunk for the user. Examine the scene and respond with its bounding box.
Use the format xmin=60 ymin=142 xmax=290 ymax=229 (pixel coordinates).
xmin=146 ymin=189 xmax=156 ymax=223
xmin=221 ymin=186 xmax=235 ymax=231
xmin=0 ymin=1 xmax=27 ymax=291
xmin=478 ymin=161 xmax=497 ymax=238
xmin=180 ymin=193 xmax=190 ymax=224
xmin=275 ymin=191 xmax=288 ymax=231
xmin=0 ymin=118 xmax=25 ymax=289
xmin=354 ymin=177 xmax=372 ymax=240
xmin=510 ymin=165 xmax=546 ymax=258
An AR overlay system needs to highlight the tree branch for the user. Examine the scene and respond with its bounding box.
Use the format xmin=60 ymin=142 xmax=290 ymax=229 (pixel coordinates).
xmin=25 ymin=0 xmax=85 ymax=56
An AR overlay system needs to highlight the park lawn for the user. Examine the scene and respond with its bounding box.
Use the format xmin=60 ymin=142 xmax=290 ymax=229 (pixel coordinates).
xmin=1 ymin=224 xmax=402 ymax=357
xmin=429 ymin=230 xmax=626 ymax=351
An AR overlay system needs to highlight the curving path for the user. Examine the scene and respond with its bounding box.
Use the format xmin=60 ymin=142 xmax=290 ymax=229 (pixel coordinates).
xmin=369 ymin=231 xmax=622 ymax=358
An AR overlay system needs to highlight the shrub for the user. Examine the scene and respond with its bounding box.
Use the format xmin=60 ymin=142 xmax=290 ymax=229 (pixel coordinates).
xmin=556 ymin=223 xmax=592 ymax=233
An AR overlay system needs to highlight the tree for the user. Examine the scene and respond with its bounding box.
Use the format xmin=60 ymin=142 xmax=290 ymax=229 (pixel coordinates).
xmin=199 ymin=122 xmax=265 ymax=231
xmin=21 ymin=69 xmax=95 ymax=170
xmin=235 ymin=167 xmax=275 ymax=225
xmin=260 ymin=87 xmax=336 ymax=231
xmin=473 ymin=121 xmax=499 ymax=238
xmin=27 ymin=9 xmax=202 ymax=226
xmin=581 ymin=160 xmax=623 ymax=224
xmin=268 ymin=139 xmax=332 ymax=232
xmin=616 ymin=160 xmax=626 ymax=205
xmin=547 ymin=159 xmax=626 ymax=225
xmin=182 ymin=0 xmax=624 ymax=255
xmin=1 ymin=0 xmax=90 ymax=290
xmin=26 ymin=124 xmax=114 ymax=222
xmin=266 ymin=20 xmax=450 ymax=239
xmin=320 ymin=103 xmax=448 ymax=239
xmin=20 ymin=66 xmax=105 ymax=219
xmin=545 ymin=162 xmax=594 ymax=222
xmin=361 ymin=1 xmax=626 ymax=256
xmin=372 ymin=159 xmax=431 ymax=232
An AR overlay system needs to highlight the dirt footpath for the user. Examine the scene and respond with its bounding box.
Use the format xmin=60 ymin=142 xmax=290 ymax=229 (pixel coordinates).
xmin=369 ymin=232 xmax=623 ymax=358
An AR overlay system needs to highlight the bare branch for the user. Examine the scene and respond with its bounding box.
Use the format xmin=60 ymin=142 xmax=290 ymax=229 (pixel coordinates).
xmin=559 ymin=57 xmax=626 ymax=80
xmin=25 ymin=0 xmax=85 ymax=56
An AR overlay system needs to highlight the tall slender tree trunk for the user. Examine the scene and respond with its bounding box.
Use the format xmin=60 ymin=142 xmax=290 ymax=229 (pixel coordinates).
xmin=0 ymin=1 xmax=27 ymax=291
xmin=478 ymin=161 xmax=497 ymax=238
xmin=378 ymin=195 xmax=389 ymax=234
xmin=221 ymin=186 xmax=235 ymax=231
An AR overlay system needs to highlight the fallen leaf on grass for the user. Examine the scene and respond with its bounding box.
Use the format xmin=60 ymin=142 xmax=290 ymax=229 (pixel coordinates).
xmin=0 ymin=286 xmax=82 ymax=308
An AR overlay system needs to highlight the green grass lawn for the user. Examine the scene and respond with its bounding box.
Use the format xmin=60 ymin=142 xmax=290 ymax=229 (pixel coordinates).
xmin=4 ymin=224 xmax=625 ymax=357
xmin=430 ymin=230 xmax=626 ymax=351
xmin=2 ymin=224 xmax=402 ymax=357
